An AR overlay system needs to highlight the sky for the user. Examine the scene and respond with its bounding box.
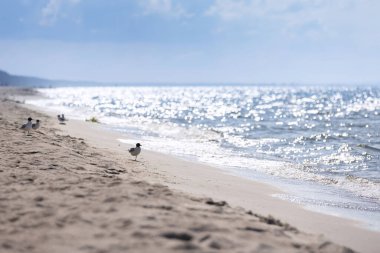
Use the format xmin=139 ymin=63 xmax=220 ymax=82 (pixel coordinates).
xmin=0 ymin=0 xmax=380 ymax=84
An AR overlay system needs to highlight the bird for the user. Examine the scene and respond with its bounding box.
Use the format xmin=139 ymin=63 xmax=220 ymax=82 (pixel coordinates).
xmin=32 ymin=119 xmax=40 ymax=130
xmin=57 ymin=114 xmax=66 ymax=124
xmin=129 ymin=143 xmax=142 ymax=161
xmin=20 ymin=117 xmax=33 ymax=134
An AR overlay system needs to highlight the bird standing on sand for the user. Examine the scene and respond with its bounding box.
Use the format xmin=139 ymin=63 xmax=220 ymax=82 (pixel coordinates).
xmin=57 ymin=114 xmax=66 ymax=124
xmin=129 ymin=143 xmax=142 ymax=161
xmin=32 ymin=119 xmax=40 ymax=130
xmin=20 ymin=117 xmax=33 ymax=134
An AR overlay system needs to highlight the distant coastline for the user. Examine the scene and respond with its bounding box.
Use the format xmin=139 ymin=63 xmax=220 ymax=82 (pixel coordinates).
xmin=0 ymin=69 xmax=103 ymax=88
xmin=1 ymin=69 xmax=379 ymax=88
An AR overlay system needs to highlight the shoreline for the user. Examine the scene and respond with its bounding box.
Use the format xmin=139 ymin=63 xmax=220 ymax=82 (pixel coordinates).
xmin=34 ymin=105 xmax=380 ymax=251
xmin=93 ymin=126 xmax=380 ymax=233
xmin=25 ymin=86 xmax=380 ymax=231
xmin=1 ymin=87 xmax=379 ymax=252
xmin=23 ymin=88 xmax=379 ymax=228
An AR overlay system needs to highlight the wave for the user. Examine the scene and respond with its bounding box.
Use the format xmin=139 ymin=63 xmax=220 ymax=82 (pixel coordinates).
xmin=357 ymin=144 xmax=380 ymax=153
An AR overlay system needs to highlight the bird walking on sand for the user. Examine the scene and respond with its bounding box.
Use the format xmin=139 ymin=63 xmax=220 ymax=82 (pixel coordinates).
xmin=20 ymin=117 xmax=33 ymax=134
xmin=129 ymin=143 xmax=142 ymax=161
xmin=32 ymin=119 xmax=40 ymax=130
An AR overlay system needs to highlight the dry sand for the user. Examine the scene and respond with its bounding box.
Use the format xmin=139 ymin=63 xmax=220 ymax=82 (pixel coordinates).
xmin=0 ymin=87 xmax=376 ymax=253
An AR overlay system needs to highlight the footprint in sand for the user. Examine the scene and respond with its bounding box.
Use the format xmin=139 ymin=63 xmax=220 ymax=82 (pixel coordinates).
xmin=161 ymin=232 xmax=193 ymax=241
xmin=104 ymin=168 xmax=125 ymax=175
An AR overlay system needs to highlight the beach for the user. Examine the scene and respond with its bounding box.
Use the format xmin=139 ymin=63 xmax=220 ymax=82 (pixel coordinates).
xmin=0 ymin=87 xmax=379 ymax=253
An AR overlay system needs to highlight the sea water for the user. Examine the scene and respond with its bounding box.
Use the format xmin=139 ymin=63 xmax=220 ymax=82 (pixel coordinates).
xmin=28 ymin=85 xmax=380 ymax=230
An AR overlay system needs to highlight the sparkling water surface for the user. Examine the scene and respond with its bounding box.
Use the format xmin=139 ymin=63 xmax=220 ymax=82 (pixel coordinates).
xmin=29 ymin=85 xmax=380 ymax=229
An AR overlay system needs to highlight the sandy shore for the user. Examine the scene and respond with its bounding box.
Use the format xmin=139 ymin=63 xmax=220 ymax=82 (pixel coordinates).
xmin=0 ymin=87 xmax=377 ymax=253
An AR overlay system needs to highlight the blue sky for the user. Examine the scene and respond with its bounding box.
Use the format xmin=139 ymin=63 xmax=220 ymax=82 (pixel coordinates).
xmin=0 ymin=0 xmax=379 ymax=84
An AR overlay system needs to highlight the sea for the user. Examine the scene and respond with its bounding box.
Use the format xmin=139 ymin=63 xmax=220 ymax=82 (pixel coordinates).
xmin=27 ymin=85 xmax=380 ymax=230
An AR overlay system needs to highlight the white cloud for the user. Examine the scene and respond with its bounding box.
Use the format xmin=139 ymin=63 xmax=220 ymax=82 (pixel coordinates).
xmin=39 ymin=0 xmax=81 ymax=26
xmin=139 ymin=0 xmax=191 ymax=18
xmin=206 ymin=0 xmax=256 ymax=21
xmin=205 ymin=0 xmax=380 ymax=39
xmin=206 ymin=0 xmax=337 ymax=20
xmin=40 ymin=0 xmax=62 ymax=26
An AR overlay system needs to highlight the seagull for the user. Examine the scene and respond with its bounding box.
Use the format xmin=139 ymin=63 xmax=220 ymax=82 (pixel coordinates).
xmin=20 ymin=117 xmax=33 ymax=134
xmin=129 ymin=143 xmax=142 ymax=161
xmin=32 ymin=119 xmax=40 ymax=130
xmin=57 ymin=114 xmax=66 ymax=124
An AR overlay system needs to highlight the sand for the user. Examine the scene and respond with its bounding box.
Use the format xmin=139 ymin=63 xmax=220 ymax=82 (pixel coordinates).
xmin=0 ymin=87 xmax=376 ymax=253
